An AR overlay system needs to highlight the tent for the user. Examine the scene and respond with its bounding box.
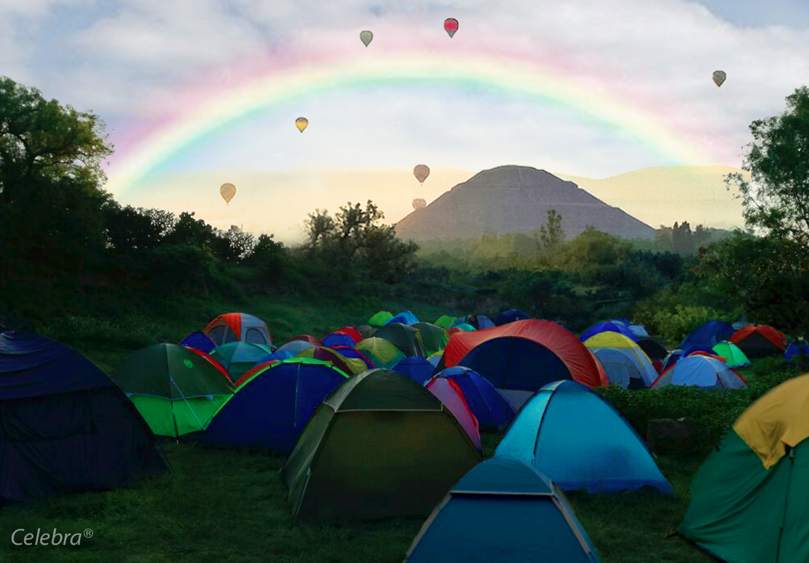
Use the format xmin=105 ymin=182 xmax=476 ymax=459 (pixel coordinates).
xmin=580 ymin=321 xmax=638 ymax=343
xmin=368 ymin=311 xmax=394 ymax=327
xmin=321 ymin=331 xmax=356 ymax=349
xmin=392 ymin=357 xmax=436 ymax=385
xmin=282 ymin=369 xmax=482 ymax=525
xmin=295 ymin=346 xmax=367 ymax=376
xmin=679 ymin=374 xmax=809 ymax=562
xmin=198 ymin=358 xmax=350 ymax=453
xmin=441 ymin=320 xmax=609 ymax=409
xmin=112 ymin=343 xmax=234 ymax=438
xmin=496 ymin=380 xmax=672 ymax=494
xmin=494 ymin=309 xmax=531 ymax=326
xmin=660 ymin=344 xmax=717 ymax=372
xmin=277 ymin=340 xmax=316 ymax=355
xmin=433 ymin=367 xmax=515 ymax=431
xmin=289 ymin=334 xmax=321 ymax=346
xmin=425 ymin=377 xmax=481 ymax=450
xmin=254 ymin=350 xmax=295 ymax=365
xmin=386 ymin=311 xmax=420 ymax=326
xmin=210 ymin=342 xmax=272 ymax=382
xmin=204 ymin=313 xmax=272 ymax=347
xmin=434 ymin=315 xmax=457 ymax=330
xmin=637 ymin=337 xmax=668 ymax=360
xmin=713 ymin=342 xmax=750 ymax=368
xmin=592 ymin=348 xmax=650 ymax=389
xmin=330 ymin=346 xmax=375 ymax=369
xmin=357 ymin=325 xmax=376 ymax=339
xmin=0 ymin=331 xmax=168 ymax=501
xmin=412 ymin=322 xmax=449 ymax=356
xmin=373 ymin=323 xmax=426 ymax=357
xmin=455 ymin=315 xmax=496 ymax=330
xmin=651 ymin=356 xmax=747 ymax=390
xmin=426 ymin=350 xmax=443 ymax=367
xmin=448 ymin=323 xmax=476 ymax=333
xmin=628 ymin=324 xmax=649 ymax=338
xmin=785 ymin=341 xmax=809 ymax=362
xmin=679 ymin=320 xmax=735 ymax=350
xmin=730 ymin=324 xmax=788 ymax=358
xmin=336 ymin=326 xmax=362 ymax=344
xmin=583 ymin=332 xmax=658 ymax=387
xmin=405 ymin=458 xmax=601 ymax=563
xmin=179 ymin=331 xmax=216 ymax=354
xmin=355 ymin=337 xmax=406 ymax=369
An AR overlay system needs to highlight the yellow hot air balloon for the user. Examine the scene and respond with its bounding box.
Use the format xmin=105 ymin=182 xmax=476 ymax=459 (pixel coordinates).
xmin=295 ymin=117 xmax=308 ymax=133
xmin=360 ymin=30 xmax=373 ymax=47
xmin=413 ymin=164 xmax=430 ymax=185
xmin=712 ymin=70 xmax=726 ymax=87
xmin=220 ymin=183 xmax=236 ymax=205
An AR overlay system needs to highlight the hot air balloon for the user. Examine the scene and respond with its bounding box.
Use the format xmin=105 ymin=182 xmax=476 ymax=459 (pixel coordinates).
xmin=413 ymin=164 xmax=430 ymax=185
xmin=230 ymin=225 xmax=241 ymax=233
xmin=220 ymin=183 xmax=236 ymax=206
xmin=360 ymin=30 xmax=373 ymax=47
xmin=713 ymin=70 xmax=726 ymax=87
xmin=444 ymin=18 xmax=459 ymax=38
xmin=295 ymin=117 xmax=308 ymax=133
xmin=412 ymin=198 xmax=426 ymax=210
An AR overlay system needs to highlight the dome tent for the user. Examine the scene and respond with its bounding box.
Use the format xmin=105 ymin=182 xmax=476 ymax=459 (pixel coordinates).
xmin=281 ymin=369 xmax=481 ymax=525
xmin=651 ymin=356 xmax=747 ymax=391
xmin=433 ymin=366 xmax=515 ymax=431
xmin=204 ymin=313 xmax=272 ymax=347
xmin=405 ymin=458 xmax=601 ymax=563
xmin=0 ymin=331 xmax=168 ymax=501
xmin=496 ymin=380 xmax=672 ymax=494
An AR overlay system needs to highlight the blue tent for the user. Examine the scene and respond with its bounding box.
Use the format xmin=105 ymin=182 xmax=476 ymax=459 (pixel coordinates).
xmin=785 ymin=341 xmax=809 ymax=362
xmin=254 ymin=350 xmax=295 ymax=365
xmin=679 ymin=320 xmax=735 ymax=350
xmin=652 ymin=356 xmax=747 ymax=391
xmin=331 ymin=346 xmax=375 ymax=369
xmin=628 ymin=324 xmax=649 ymax=338
xmin=455 ymin=315 xmax=497 ymax=330
xmin=496 ymin=380 xmax=672 ymax=494
xmin=321 ymin=332 xmax=356 ymax=349
xmin=179 ymin=331 xmax=216 ymax=353
xmin=386 ymin=311 xmax=419 ymax=326
xmin=0 ymin=331 xmax=167 ymax=501
xmin=580 ymin=322 xmax=638 ymax=343
xmin=494 ymin=309 xmax=531 ymax=326
xmin=434 ymin=367 xmax=515 ymax=431
xmin=661 ymin=344 xmax=717 ymax=372
xmin=592 ymin=348 xmax=651 ymax=389
xmin=406 ymin=457 xmax=601 ymax=563
xmin=611 ymin=318 xmax=632 ymax=326
xmin=198 ymin=358 xmax=349 ymax=453
xmin=393 ymin=357 xmax=436 ymax=385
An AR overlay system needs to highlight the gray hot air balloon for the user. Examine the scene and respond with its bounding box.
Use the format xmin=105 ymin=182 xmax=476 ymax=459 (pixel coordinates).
xmin=413 ymin=164 xmax=430 ymax=185
xmin=412 ymin=198 xmax=426 ymax=210
xmin=360 ymin=30 xmax=373 ymax=47
xmin=220 ymin=183 xmax=236 ymax=205
xmin=713 ymin=70 xmax=726 ymax=88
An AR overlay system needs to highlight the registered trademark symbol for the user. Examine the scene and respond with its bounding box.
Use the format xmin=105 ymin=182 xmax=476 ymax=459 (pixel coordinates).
xmin=83 ymin=529 xmax=93 ymax=538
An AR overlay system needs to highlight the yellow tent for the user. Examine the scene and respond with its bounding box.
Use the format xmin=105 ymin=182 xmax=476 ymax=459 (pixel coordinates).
xmin=584 ymin=332 xmax=658 ymax=386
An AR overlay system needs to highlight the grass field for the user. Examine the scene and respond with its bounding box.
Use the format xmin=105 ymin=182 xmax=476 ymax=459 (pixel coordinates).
xmin=0 ymin=288 xmax=754 ymax=562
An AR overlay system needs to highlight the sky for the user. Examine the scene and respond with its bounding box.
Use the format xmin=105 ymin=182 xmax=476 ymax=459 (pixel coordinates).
xmin=2 ymin=0 xmax=808 ymax=240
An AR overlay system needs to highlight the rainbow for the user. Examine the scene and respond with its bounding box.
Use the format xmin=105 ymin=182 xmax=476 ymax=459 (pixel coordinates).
xmin=106 ymin=42 xmax=713 ymax=199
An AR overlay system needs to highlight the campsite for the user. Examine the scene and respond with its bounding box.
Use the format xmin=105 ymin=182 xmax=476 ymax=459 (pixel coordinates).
xmin=4 ymin=2 xmax=809 ymax=561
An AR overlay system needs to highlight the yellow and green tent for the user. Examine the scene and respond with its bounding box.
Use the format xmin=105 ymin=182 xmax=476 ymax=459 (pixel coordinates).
xmin=368 ymin=311 xmax=394 ymax=327
xmin=355 ymin=337 xmax=405 ymax=369
xmin=680 ymin=374 xmax=809 ymax=561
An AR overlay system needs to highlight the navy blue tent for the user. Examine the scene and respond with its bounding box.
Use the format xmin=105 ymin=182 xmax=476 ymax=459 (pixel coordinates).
xmin=392 ymin=357 xmax=436 ymax=385
xmin=679 ymin=320 xmax=735 ymax=350
xmin=331 ymin=346 xmax=375 ymax=369
xmin=321 ymin=332 xmax=356 ymax=349
xmin=386 ymin=311 xmax=419 ymax=326
xmin=198 ymin=358 xmax=349 ymax=453
xmin=179 ymin=331 xmax=216 ymax=354
xmin=496 ymin=380 xmax=672 ymax=494
xmin=406 ymin=457 xmax=602 ymax=563
xmin=0 ymin=331 xmax=167 ymax=501
xmin=494 ymin=309 xmax=531 ymax=326
xmin=580 ymin=321 xmax=638 ymax=343
xmin=433 ymin=367 xmax=515 ymax=431
xmin=785 ymin=341 xmax=809 ymax=363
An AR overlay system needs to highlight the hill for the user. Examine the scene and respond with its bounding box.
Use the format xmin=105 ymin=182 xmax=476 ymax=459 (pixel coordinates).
xmin=395 ymin=165 xmax=656 ymax=241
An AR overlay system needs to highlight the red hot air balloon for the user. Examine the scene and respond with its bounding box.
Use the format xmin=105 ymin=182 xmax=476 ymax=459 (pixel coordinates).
xmin=444 ymin=18 xmax=459 ymax=38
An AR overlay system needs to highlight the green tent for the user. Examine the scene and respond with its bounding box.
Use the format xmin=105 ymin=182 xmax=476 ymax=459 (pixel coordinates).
xmin=711 ymin=341 xmax=751 ymax=368
xmin=412 ymin=322 xmax=449 ymax=356
xmin=434 ymin=315 xmax=457 ymax=330
xmin=112 ymin=344 xmax=234 ymax=438
xmin=355 ymin=337 xmax=406 ymax=369
xmin=368 ymin=311 xmax=394 ymax=327
xmin=210 ymin=341 xmax=272 ymax=382
xmin=450 ymin=322 xmax=477 ymax=332
xmin=357 ymin=324 xmax=377 ymax=339
xmin=282 ymin=369 xmax=482 ymax=525
xmin=373 ymin=323 xmax=426 ymax=357
xmin=679 ymin=374 xmax=809 ymax=561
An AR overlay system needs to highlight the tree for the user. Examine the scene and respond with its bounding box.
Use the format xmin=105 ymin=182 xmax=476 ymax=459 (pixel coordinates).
xmin=537 ymin=209 xmax=565 ymax=256
xmin=0 ymin=76 xmax=114 ymax=273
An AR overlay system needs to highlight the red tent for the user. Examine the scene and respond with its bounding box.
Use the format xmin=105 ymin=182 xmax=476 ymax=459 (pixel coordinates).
xmin=730 ymin=324 xmax=788 ymax=358
xmin=443 ymin=320 xmax=609 ymax=388
xmin=338 ymin=326 xmax=363 ymax=344
xmin=289 ymin=334 xmax=321 ymax=346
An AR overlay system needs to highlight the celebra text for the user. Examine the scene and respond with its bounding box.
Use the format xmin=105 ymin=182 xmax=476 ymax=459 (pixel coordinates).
xmin=11 ymin=528 xmax=93 ymax=546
